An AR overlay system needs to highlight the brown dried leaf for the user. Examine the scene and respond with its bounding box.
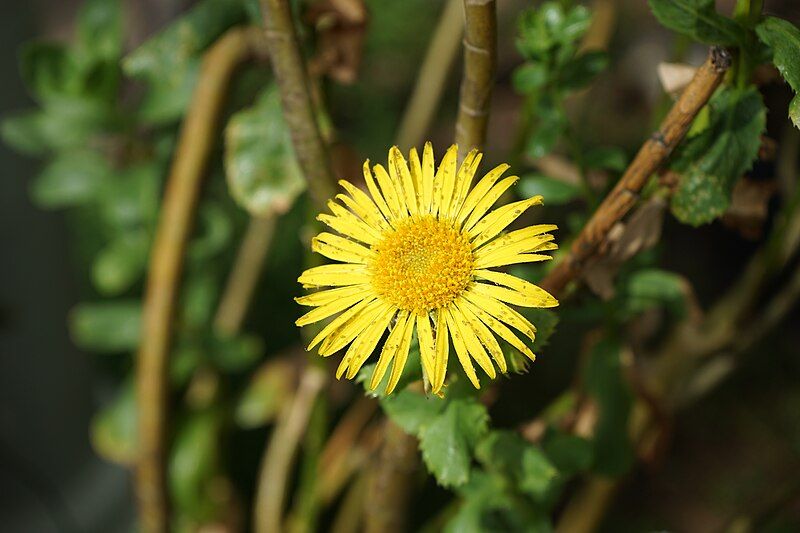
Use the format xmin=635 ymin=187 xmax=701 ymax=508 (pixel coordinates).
xmin=306 ymin=0 xmax=369 ymax=84
xmin=722 ymin=177 xmax=777 ymax=240
xmin=657 ymin=62 xmax=698 ymax=97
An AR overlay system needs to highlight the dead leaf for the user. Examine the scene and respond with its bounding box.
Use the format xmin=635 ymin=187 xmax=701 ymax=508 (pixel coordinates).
xmin=657 ymin=62 xmax=697 ymax=97
xmin=583 ymin=197 xmax=667 ymax=299
xmin=722 ymin=177 xmax=777 ymax=240
xmin=306 ymin=0 xmax=369 ymax=84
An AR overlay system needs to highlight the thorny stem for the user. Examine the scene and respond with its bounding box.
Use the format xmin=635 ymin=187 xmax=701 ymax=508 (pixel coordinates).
xmin=539 ymin=47 xmax=732 ymax=297
xmin=395 ymin=0 xmax=464 ymax=151
xmin=454 ymin=0 xmax=497 ymax=155
xmin=135 ymin=27 xmax=257 ymax=533
xmin=255 ymin=367 xmax=327 ymax=533
xmin=260 ymin=0 xmax=337 ymax=209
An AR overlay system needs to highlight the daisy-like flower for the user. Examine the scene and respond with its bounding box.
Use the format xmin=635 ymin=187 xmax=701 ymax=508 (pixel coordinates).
xmin=296 ymin=143 xmax=558 ymax=395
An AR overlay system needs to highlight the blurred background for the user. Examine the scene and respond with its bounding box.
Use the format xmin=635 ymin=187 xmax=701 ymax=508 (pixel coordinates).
xmin=2 ymin=0 xmax=800 ymax=532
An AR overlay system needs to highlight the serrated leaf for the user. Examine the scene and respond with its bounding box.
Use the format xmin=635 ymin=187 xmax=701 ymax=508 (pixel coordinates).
xmin=76 ymin=0 xmax=123 ymax=63
xmin=559 ymin=51 xmax=608 ymax=90
xmin=517 ymin=3 xmax=591 ymax=60
xmin=791 ymin=94 xmax=800 ymax=129
xmin=670 ymin=86 xmax=766 ymax=225
xmin=90 ymin=378 xmax=136 ymax=465
xmin=69 ymin=300 xmax=141 ymax=352
xmin=512 ymin=62 xmax=549 ymax=93
xmin=99 ymin=162 xmax=161 ymax=232
xmin=224 ymin=86 xmax=306 ymax=216
xmin=30 ymin=150 xmax=111 ymax=208
xmin=756 ymin=17 xmax=800 ymax=129
xmin=419 ymin=396 xmax=489 ymax=487
xmin=381 ymin=387 xmax=444 ymax=434
xmin=623 ymin=268 xmax=686 ymax=317
xmin=123 ymin=0 xmax=245 ymax=123
xmin=519 ymin=174 xmax=581 ymax=205
xmin=648 ymin=0 xmax=743 ymax=45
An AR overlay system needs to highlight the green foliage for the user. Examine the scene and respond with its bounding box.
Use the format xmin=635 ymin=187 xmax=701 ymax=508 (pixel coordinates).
xmin=69 ymin=300 xmax=141 ymax=352
xmin=224 ymin=86 xmax=306 ymax=215
xmin=585 ymin=338 xmax=634 ymax=477
xmin=647 ymin=0 xmax=743 ymax=45
xmin=519 ymin=174 xmax=582 ymax=205
xmin=30 ymin=149 xmax=111 ymax=208
xmin=90 ymin=378 xmax=137 ymax=465
xmin=122 ymin=0 xmax=247 ymax=123
xmin=621 ymin=268 xmax=687 ymax=317
xmin=670 ymin=86 xmax=766 ymax=225
xmin=756 ymin=17 xmax=800 ymax=129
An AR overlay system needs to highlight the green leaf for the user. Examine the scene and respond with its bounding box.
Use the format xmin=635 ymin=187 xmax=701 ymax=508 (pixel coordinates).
xmin=188 ymin=202 xmax=234 ymax=262
xmin=419 ymin=396 xmax=489 ymax=487
xmin=517 ymin=3 xmax=591 ymax=60
xmin=1 ymin=111 xmax=50 ymax=155
xmin=90 ymin=378 xmax=136 ymax=465
xmin=381 ymin=387 xmax=445 ymax=435
xmin=648 ymin=0 xmax=743 ymax=45
xmin=756 ymin=17 xmax=800 ymax=91
xmin=541 ymin=431 xmax=594 ymax=476
xmin=559 ymin=51 xmax=608 ymax=90
xmin=169 ymin=410 xmax=222 ymax=520
xmin=234 ymin=360 xmax=294 ymax=428
xmin=524 ymin=308 xmax=559 ymax=353
xmin=224 ymin=86 xmax=306 ymax=216
xmin=357 ymin=344 xmax=423 ymax=398
xmin=519 ymin=174 xmax=581 ymax=205
xmin=791 ymin=94 xmax=800 ymax=130
xmin=99 ymin=162 xmax=161 ymax=232
xmin=512 ymin=62 xmax=549 ymax=93
xmin=208 ymin=333 xmax=264 ymax=373
xmin=519 ymin=446 xmax=559 ymax=500
xmin=123 ymin=0 xmax=246 ymax=123
xmin=19 ymin=42 xmax=75 ymax=101
xmin=584 ymin=146 xmax=628 ymax=172
xmin=585 ymin=338 xmax=634 ymax=477
xmin=30 ymin=150 xmax=111 ymax=208
xmin=623 ymin=268 xmax=686 ymax=317
xmin=525 ymin=96 xmax=567 ymax=159
xmin=181 ymin=271 xmax=219 ymax=330
xmin=92 ymin=231 xmax=150 ymax=295
xmin=76 ymin=0 xmax=123 ymax=63
xmin=69 ymin=300 xmax=141 ymax=352
xmin=671 ymin=86 xmax=766 ymax=225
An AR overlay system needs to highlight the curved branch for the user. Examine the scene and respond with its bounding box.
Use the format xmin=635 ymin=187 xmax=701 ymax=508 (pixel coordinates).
xmin=135 ymin=27 xmax=258 ymax=533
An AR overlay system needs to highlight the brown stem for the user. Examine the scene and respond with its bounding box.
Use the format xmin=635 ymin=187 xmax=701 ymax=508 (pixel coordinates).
xmin=454 ymin=0 xmax=497 ymax=155
xmin=540 ymin=47 xmax=732 ymax=296
xmin=364 ymin=420 xmax=420 ymax=533
xmin=213 ymin=214 xmax=277 ymax=336
xmin=255 ymin=366 xmax=327 ymax=533
xmin=134 ymin=27 xmax=256 ymax=533
xmin=395 ymin=0 xmax=464 ymax=151
xmin=260 ymin=0 xmax=337 ymax=209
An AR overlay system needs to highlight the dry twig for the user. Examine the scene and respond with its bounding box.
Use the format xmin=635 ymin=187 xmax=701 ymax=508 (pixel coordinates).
xmin=540 ymin=47 xmax=732 ymax=296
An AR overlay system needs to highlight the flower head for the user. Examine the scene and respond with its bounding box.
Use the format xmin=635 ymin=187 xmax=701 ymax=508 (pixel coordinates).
xmin=296 ymin=143 xmax=558 ymax=394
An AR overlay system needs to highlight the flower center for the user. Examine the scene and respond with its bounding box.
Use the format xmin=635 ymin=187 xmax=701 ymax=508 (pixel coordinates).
xmin=370 ymin=215 xmax=475 ymax=314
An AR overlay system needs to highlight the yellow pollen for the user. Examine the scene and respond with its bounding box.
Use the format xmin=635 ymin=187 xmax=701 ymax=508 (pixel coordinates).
xmin=370 ymin=215 xmax=475 ymax=314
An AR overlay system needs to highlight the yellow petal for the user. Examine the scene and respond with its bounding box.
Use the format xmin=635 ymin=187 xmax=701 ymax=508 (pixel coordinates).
xmin=312 ymin=233 xmax=375 ymax=264
xmin=295 ymin=284 xmax=369 ymax=307
xmin=460 ymin=298 xmax=536 ymax=362
xmin=445 ymin=307 xmax=480 ymax=389
xmin=317 ymin=213 xmax=379 ymax=246
xmin=344 ymin=305 xmax=397 ymax=379
xmin=296 ymin=291 xmax=366 ymax=326
xmin=469 ymin=196 xmax=544 ymax=247
xmin=453 ymin=298 xmax=507 ymax=373
xmin=409 ymin=147 xmax=425 ymax=213
xmin=463 ymin=287 xmax=537 ymax=341
xmin=477 ymin=253 xmax=554 ymax=269
xmin=450 ymin=303 xmax=496 ymax=379
xmin=474 ymin=224 xmax=557 ymax=257
xmin=390 ymin=146 xmax=418 ymax=217
xmin=386 ymin=314 xmax=415 ymax=393
xmin=432 ymin=308 xmax=450 ymax=394
xmin=449 ymin=150 xmax=482 ymax=218
xmin=298 ymin=263 xmax=369 ymax=287
xmin=432 ymin=145 xmax=457 ymax=217
xmin=421 ymin=142 xmax=435 ymax=214
xmin=336 ymin=184 xmax=391 ymax=232
xmin=474 ymin=232 xmax=556 ymax=268
xmin=456 ymin=163 xmax=509 ymax=225
xmin=320 ymin=300 xmax=390 ymax=356
xmin=307 ymin=297 xmax=377 ymax=351
xmin=334 ymin=302 xmax=393 ymax=375
xmin=473 ymin=271 xmax=559 ymax=308
xmin=370 ymin=310 xmax=411 ymax=390
xmin=327 ymin=201 xmax=383 ymax=241
xmin=373 ymin=163 xmax=406 ymax=220
xmin=416 ymin=312 xmax=436 ymax=382
xmin=462 ymin=175 xmax=519 ymax=232
xmin=363 ymin=161 xmax=395 ymax=224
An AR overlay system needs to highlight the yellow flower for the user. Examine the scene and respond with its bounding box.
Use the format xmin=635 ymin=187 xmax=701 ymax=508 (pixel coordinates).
xmin=296 ymin=143 xmax=558 ymax=394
